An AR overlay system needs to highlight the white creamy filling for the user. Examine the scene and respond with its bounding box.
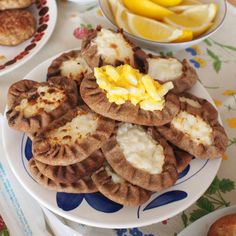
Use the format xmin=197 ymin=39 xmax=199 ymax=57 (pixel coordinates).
xmin=179 ymin=96 xmax=201 ymax=108
xmin=171 ymin=111 xmax=213 ymax=145
xmin=60 ymin=56 xmax=91 ymax=80
xmin=116 ymin=123 xmax=165 ymax=174
xmin=105 ymin=165 xmax=124 ymax=184
xmin=15 ymin=86 xmax=65 ymax=118
xmin=47 ymin=111 xmax=98 ymax=145
xmin=93 ymin=28 xmax=134 ymax=65
xmin=147 ymin=58 xmax=183 ymax=82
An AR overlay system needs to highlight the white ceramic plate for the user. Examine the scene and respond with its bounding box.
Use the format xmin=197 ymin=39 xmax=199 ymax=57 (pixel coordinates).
xmin=1 ymin=51 xmax=222 ymax=228
xmin=0 ymin=0 xmax=57 ymax=76
xmin=179 ymin=205 xmax=236 ymax=236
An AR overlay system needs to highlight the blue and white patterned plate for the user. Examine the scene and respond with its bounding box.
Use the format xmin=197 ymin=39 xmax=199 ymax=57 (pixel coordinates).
xmin=1 ymin=50 xmax=222 ymax=228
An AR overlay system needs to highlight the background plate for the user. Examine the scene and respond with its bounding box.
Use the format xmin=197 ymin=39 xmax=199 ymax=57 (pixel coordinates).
xmin=0 ymin=0 xmax=57 ymax=76
xmin=2 ymin=51 xmax=222 ymax=228
xmin=179 ymin=205 xmax=236 ymax=236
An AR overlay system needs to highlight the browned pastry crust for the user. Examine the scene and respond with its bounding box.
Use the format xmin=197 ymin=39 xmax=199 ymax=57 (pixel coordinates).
xmin=47 ymin=50 xmax=91 ymax=85
xmin=0 ymin=10 xmax=36 ymax=46
xmin=34 ymin=150 xmax=105 ymax=184
xmin=179 ymin=92 xmax=218 ymax=121
xmin=6 ymin=77 xmax=79 ymax=134
xmin=207 ymin=213 xmax=236 ymax=236
xmin=81 ymin=26 xmax=148 ymax=73
xmin=32 ymin=106 xmax=115 ymax=166
xmin=102 ymin=127 xmax=178 ymax=192
xmin=172 ymin=145 xmax=193 ymax=173
xmin=146 ymin=55 xmax=197 ymax=94
xmin=80 ymin=75 xmax=180 ymax=126
xmin=28 ymin=159 xmax=98 ymax=193
xmin=92 ymin=165 xmax=151 ymax=206
xmin=0 ymin=0 xmax=35 ymax=10
xmin=157 ymin=100 xmax=228 ymax=160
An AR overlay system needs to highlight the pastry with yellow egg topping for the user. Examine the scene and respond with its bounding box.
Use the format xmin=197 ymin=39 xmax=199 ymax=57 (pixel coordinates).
xmin=146 ymin=55 xmax=197 ymax=94
xmin=28 ymin=159 xmax=98 ymax=193
xmin=6 ymin=77 xmax=79 ymax=134
xmin=81 ymin=26 xmax=147 ymax=72
xmin=102 ymin=124 xmax=178 ymax=192
xmin=34 ymin=149 xmax=105 ymax=184
xmin=80 ymin=64 xmax=180 ymax=126
xmin=47 ymin=50 xmax=92 ymax=86
xmin=33 ymin=105 xmax=115 ymax=165
xmin=157 ymin=98 xmax=228 ymax=159
xmin=92 ymin=163 xmax=151 ymax=206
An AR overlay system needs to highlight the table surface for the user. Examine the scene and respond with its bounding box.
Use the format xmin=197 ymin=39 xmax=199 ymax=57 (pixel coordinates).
xmin=0 ymin=1 xmax=236 ymax=235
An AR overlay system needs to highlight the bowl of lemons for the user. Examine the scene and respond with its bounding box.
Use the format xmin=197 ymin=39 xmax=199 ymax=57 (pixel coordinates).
xmin=99 ymin=0 xmax=227 ymax=51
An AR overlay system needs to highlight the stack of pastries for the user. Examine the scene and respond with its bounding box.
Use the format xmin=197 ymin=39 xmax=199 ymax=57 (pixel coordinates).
xmin=6 ymin=26 xmax=228 ymax=206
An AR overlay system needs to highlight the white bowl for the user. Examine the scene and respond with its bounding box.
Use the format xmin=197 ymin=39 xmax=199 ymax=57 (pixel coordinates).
xmin=99 ymin=0 xmax=227 ymax=52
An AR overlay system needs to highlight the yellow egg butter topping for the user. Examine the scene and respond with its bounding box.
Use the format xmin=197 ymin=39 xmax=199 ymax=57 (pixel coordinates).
xmin=94 ymin=65 xmax=173 ymax=111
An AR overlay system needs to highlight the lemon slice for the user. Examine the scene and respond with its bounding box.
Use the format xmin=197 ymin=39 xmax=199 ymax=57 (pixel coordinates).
xmin=169 ymin=0 xmax=202 ymax=12
xmin=126 ymin=12 xmax=185 ymax=42
xmin=164 ymin=3 xmax=217 ymax=37
xmin=122 ymin=0 xmax=174 ymax=20
xmin=151 ymin=0 xmax=183 ymax=7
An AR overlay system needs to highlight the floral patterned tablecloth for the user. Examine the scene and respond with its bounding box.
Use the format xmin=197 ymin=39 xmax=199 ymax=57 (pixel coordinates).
xmin=0 ymin=1 xmax=236 ymax=235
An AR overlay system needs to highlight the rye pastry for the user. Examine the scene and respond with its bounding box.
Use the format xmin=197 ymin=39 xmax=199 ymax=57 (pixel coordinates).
xmin=0 ymin=10 xmax=36 ymax=46
xmin=34 ymin=149 xmax=105 ymax=184
xmin=33 ymin=106 xmax=115 ymax=166
xmin=172 ymin=145 xmax=193 ymax=173
xmin=29 ymin=159 xmax=97 ymax=193
xmin=102 ymin=123 xmax=178 ymax=192
xmin=179 ymin=92 xmax=218 ymax=121
xmin=208 ymin=213 xmax=236 ymax=236
xmin=81 ymin=27 xmax=147 ymax=72
xmin=157 ymin=98 xmax=228 ymax=159
xmin=6 ymin=77 xmax=79 ymax=134
xmin=146 ymin=55 xmax=197 ymax=94
xmin=80 ymin=75 xmax=180 ymax=126
xmin=47 ymin=50 xmax=92 ymax=85
xmin=0 ymin=0 xmax=34 ymax=10
xmin=92 ymin=163 xmax=151 ymax=206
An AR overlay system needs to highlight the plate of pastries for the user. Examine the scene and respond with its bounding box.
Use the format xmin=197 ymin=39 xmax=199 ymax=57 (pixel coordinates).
xmin=2 ymin=26 xmax=228 ymax=228
xmin=0 ymin=0 xmax=57 ymax=76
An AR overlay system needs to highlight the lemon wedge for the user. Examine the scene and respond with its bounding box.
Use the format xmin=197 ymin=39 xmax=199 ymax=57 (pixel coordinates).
xmin=126 ymin=12 xmax=186 ymax=42
xmin=172 ymin=29 xmax=193 ymax=42
xmin=122 ymin=0 xmax=173 ymax=20
xmin=169 ymin=0 xmax=202 ymax=12
xmin=164 ymin=3 xmax=218 ymax=37
xmin=151 ymin=0 xmax=183 ymax=7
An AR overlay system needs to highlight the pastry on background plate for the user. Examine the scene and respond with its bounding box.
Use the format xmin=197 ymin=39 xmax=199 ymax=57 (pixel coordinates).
xmin=47 ymin=50 xmax=92 ymax=86
xmin=29 ymin=159 xmax=98 ymax=193
xmin=6 ymin=77 xmax=79 ymax=134
xmin=157 ymin=97 xmax=228 ymax=159
xmin=34 ymin=149 xmax=105 ymax=184
xmin=146 ymin=55 xmax=197 ymax=94
xmin=207 ymin=213 xmax=236 ymax=236
xmin=80 ymin=64 xmax=180 ymax=126
xmin=0 ymin=10 xmax=36 ymax=46
xmin=33 ymin=105 xmax=115 ymax=165
xmin=0 ymin=0 xmax=35 ymax=10
xmin=81 ymin=26 xmax=147 ymax=72
xmin=102 ymin=123 xmax=178 ymax=192
xmin=92 ymin=163 xmax=151 ymax=206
